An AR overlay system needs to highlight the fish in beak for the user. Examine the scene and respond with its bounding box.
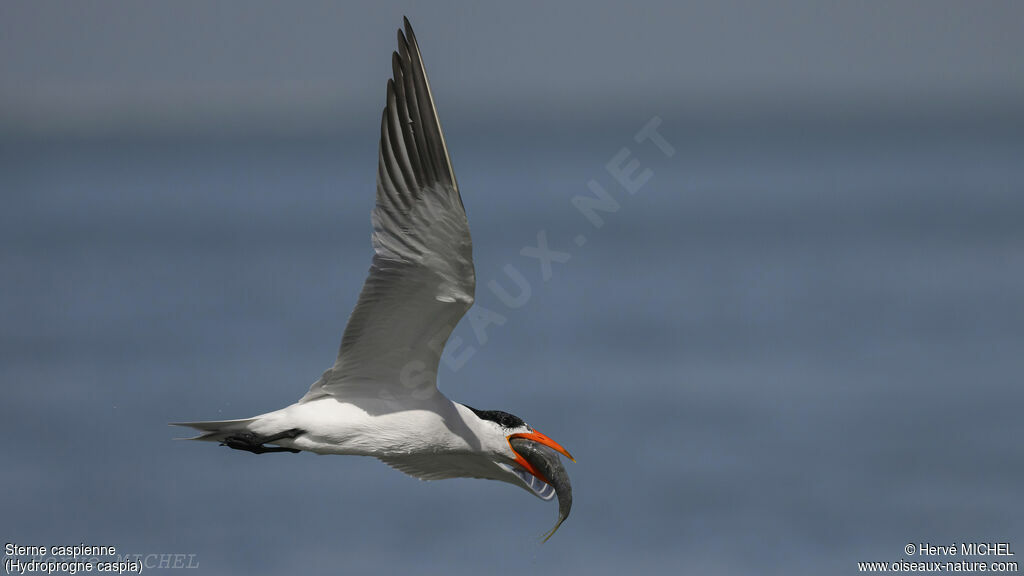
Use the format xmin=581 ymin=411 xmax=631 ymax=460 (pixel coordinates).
xmin=508 ymin=432 xmax=574 ymax=542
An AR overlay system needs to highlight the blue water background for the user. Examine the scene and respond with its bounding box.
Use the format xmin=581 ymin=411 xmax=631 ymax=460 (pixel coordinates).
xmin=2 ymin=110 xmax=1022 ymax=574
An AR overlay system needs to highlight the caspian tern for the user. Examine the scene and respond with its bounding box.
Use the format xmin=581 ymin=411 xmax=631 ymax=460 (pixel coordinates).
xmin=173 ymin=17 xmax=574 ymax=541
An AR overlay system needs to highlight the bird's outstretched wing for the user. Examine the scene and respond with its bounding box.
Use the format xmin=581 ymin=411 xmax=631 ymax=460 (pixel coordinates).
xmin=303 ymin=18 xmax=473 ymax=402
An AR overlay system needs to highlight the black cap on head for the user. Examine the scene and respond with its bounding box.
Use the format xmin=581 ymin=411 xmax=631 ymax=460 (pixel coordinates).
xmin=464 ymin=405 xmax=526 ymax=430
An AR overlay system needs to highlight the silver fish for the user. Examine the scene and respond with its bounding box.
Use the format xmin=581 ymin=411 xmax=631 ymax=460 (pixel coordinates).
xmin=510 ymin=437 xmax=573 ymax=542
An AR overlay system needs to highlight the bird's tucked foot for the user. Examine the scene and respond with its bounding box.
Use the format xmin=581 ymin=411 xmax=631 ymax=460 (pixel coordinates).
xmin=220 ymin=428 xmax=305 ymax=454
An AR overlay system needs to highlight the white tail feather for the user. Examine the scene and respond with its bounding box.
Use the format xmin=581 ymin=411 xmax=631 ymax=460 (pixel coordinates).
xmin=169 ymin=418 xmax=256 ymax=442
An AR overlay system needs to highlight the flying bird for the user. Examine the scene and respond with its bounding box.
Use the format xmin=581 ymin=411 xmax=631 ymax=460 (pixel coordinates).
xmin=173 ymin=17 xmax=574 ymax=541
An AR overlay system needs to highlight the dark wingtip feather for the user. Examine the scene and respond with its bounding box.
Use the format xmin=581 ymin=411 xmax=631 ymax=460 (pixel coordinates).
xmin=397 ymin=27 xmax=410 ymax=61
xmin=391 ymin=51 xmax=403 ymax=82
xmin=403 ymin=17 xmax=419 ymax=50
xmin=397 ymin=27 xmax=407 ymax=56
xmin=375 ymin=16 xmax=460 ymax=228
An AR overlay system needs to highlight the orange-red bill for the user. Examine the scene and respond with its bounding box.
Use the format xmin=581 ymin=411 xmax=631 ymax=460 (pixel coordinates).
xmin=507 ymin=429 xmax=575 ymax=484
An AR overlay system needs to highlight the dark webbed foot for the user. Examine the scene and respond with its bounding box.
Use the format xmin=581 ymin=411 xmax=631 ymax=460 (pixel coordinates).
xmin=221 ymin=429 xmax=304 ymax=454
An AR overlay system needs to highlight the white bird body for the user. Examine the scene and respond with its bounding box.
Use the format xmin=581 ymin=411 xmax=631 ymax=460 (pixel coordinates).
xmin=173 ymin=17 xmax=574 ymax=540
xmin=230 ymin=397 xmax=500 ymax=461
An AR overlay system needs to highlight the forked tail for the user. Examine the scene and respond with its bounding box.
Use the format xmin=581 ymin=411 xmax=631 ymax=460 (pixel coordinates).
xmin=169 ymin=418 xmax=256 ymax=442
